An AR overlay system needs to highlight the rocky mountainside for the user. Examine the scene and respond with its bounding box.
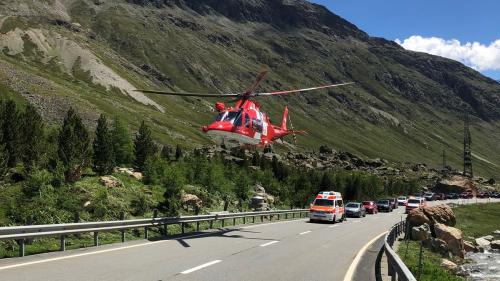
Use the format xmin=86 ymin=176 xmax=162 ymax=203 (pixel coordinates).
xmin=0 ymin=0 xmax=499 ymax=177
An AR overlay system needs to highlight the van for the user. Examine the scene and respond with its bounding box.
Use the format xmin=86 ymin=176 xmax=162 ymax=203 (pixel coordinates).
xmin=309 ymin=191 xmax=345 ymax=223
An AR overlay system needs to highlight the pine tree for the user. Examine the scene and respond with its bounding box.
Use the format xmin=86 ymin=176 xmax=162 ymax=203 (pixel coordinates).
xmin=20 ymin=104 xmax=45 ymax=172
xmin=134 ymin=121 xmax=157 ymax=171
xmin=234 ymin=172 xmax=251 ymax=211
xmin=1 ymin=99 xmax=21 ymax=167
xmin=160 ymin=145 xmax=172 ymax=160
xmin=175 ymin=144 xmax=183 ymax=160
xmin=93 ymin=114 xmax=115 ymax=176
xmin=0 ymin=143 xmax=6 ymax=178
xmin=58 ymin=108 xmax=91 ymax=183
xmin=111 ymin=117 xmax=134 ymax=166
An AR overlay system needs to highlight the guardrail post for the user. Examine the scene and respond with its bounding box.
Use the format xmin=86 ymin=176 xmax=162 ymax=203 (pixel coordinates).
xmin=164 ymin=224 xmax=168 ymax=236
xmin=222 ymin=219 xmax=225 ymax=228
xmin=60 ymin=235 xmax=66 ymax=251
xmin=233 ymin=218 xmax=236 ymax=226
xmin=292 ymin=213 xmax=295 ymax=219
xmin=196 ymin=221 xmax=200 ymax=232
xmin=277 ymin=214 xmax=280 ymax=220
xmin=243 ymin=217 xmax=246 ymax=224
xmin=261 ymin=215 xmax=264 ymax=222
xmin=210 ymin=220 xmax=213 ymax=229
xmin=94 ymin=232 xmax=99 ymax=247
xmin=144 ymin=227 xmax=149 ymax=239
xmin=252 ymin=216 xmax=255 ymax=223
xmin=18 ymin=239 xmax=25 ymax=257
xmin=120 ymin=211 xmax=125 ymax=242
xmin=182 ymin=223 xmax=185 ymax=234
xmin=285 ymin=213 xmax=288 ymax=219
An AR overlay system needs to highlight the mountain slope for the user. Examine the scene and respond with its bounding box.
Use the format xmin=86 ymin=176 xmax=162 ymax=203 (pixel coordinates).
xmin=0 ymin=0 xmax=499 ymax=177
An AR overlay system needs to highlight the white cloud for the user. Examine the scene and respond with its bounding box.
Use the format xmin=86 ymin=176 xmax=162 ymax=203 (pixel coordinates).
xmin=395 ymin=35 xmax=500 ymax=72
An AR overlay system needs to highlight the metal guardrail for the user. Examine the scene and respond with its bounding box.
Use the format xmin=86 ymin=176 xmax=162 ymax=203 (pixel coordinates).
xmin=0 ymin=209 xmax=309 ymax=257
xmin=384 ymin=221 xmax=417 ymax=281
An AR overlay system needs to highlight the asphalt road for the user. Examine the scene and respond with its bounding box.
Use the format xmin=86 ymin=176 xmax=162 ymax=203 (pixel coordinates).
xmin=0 ymin=198 xmax=496 ymax=281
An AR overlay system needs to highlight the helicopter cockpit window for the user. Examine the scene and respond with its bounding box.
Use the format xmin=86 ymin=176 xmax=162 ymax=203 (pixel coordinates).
xmin=253 ymin=118 xmax=263 ymax=133
xmin=217 ymin=110 xmax=243 ymax=126
xmin=245 ymin=113 xmax=251 ymax=128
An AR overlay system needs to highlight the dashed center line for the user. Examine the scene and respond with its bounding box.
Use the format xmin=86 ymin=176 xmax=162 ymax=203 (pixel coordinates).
xmin=180 ymin=260 xmax=222 ymax=274
xmin=260 ymin=241 xmax=279 ymax=247
xmin=329 ymin=225 xmax=339 ymax=228
xmin=352 ymin=220 xmax=361 ymax=223
xmin=299 ymin=231 xmax=312 ymax=235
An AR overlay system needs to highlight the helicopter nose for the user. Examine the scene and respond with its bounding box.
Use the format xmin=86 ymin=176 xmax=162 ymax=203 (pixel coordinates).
xmin=205 ymin=121 xmax=233 ymax=132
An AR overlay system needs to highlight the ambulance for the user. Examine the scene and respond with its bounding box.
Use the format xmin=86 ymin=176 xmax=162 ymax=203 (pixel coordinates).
xmin=309 ymin=191 xmax=346 ymax=223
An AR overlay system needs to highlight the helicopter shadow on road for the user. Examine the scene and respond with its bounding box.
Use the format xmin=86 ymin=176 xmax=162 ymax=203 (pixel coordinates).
xmin=148 ymin=227 xmax=275 ymax=248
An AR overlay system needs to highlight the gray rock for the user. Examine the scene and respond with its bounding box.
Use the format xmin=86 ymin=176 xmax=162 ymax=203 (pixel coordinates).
xmin=491 ymin=240 xmax=500 ymax=250
xmin=475 ymin=237 xmax=491 ymax=251
xmin=412 ymin=223 xmax=431 ymax=241
xmin=464 ymin=240 xmax=478 ymax=252
xmin=481 ymin=235 xmax=494 ymax=241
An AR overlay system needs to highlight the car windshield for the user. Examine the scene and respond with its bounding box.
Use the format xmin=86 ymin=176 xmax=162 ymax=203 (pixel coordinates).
xmin=398 ymin=197 xmax=406 ymax=200
xmin=346 ymin=203 xmax=359 ymax=208
xmin=377 ymin=200 xmax=389 ymax=204
xmin=408 ymin=199 xmax=420 ymax=204
xmin=362 ymin=201 xmax=372 ymax=205
xmin=313 ymin=199 xmax=334 ymax=207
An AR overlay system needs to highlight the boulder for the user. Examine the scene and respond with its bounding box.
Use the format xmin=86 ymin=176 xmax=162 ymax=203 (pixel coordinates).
xmin=407 ymin=208 xmax=431 ymax=227
xmin=435 ymin=175 xmax=476 ymax=194
xmin=464 ymin=240 xmax=478 ymax=252
xmin=440 ymin=259 xmax=458 ymax=272
xmin=434 ymin=223 xmax=465 ymax=258
xmin=412 ymin=223 xmax=431 ymax=241
xmin=493 ymin=230 xmax=500 ymax=236
xmin=475 ymin=237 xmax=491 ymax=251
xmin=407 ymin=204 xmax=456 ymax=227
xmin=131 ymin=172 xmax=143 ymax=180
xmin=423 ymin=238 xmax=449 ymax=256
xmin=422 ymin=204 xmax=456 ymax=226
xmin=254 ymin=183 xmax=266 ymax=194
xmin=491 ymin=240 xmax=500 ymax=250
xmin=481 ymin=235 xmax=494 ymax=241
xmin=99 ymin=176 xmax=122 ymax=188
xmin=180 ymin=193 xmax=202 ymax=210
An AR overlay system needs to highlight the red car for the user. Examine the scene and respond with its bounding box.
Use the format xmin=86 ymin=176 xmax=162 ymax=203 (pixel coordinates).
xmin=435 ymin=193 xmax=445 ymax=200
xmin=362 ymin=201 xmax=378 ymax=214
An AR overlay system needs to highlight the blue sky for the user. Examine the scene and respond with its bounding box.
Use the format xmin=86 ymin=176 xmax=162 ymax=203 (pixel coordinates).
xmin=311 ymin=0 xmax=500 ymax=80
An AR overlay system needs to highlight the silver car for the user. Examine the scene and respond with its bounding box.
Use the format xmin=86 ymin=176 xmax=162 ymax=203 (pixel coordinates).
xmin=345 ymin=202 xmax=366 ymax=218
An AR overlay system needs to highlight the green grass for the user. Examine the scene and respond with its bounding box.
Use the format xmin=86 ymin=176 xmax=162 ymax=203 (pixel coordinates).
xmin=454 ymin=202 xmax=500 ymax=239
xmin=398 ymin=241 xmax=464 ymax=281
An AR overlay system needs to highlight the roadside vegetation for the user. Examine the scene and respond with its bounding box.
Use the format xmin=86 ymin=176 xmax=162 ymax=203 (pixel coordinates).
xmin=398 ymin=241 xmax=463 ymax=281
xmin=453 ymin=202 xmax=500 ymax=239
xmin=0 ymin=98 xmax=420 ymax=257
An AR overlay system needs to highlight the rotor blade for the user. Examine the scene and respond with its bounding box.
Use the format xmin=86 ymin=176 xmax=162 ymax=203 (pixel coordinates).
xmin=243 ymin=69 xmax=269 ymax=95
xmin=253 ymin=82 xmax=355 ymax=96
xmin=134 ymin=89 xmax=240 ymax=98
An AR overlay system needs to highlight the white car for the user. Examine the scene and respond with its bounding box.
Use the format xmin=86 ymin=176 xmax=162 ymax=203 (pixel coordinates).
xmin=397 ymin=196 xmax=408 ymax=206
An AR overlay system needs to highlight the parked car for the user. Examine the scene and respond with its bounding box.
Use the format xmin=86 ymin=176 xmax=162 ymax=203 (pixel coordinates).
xmin=460 ymin=192 xmax=473 ymax=199
xmin=435 ymin=193 xmax=445 ymax=200
xmin=397 ymin=196 xmax=408 ymax=206
xmin=377 ymin=199 xmax=393 ymax=212
xmin=424 ymin=192 xmax=436 ymax=201
xmin=493 ymin=192 xmax=500 ymax=198
xmin=406 ymin=198 xmax=425 ymax=213
xmin=362 ymin=201 xmax=378 ymax=214
xmin=389 ymin=198 xmax=398 ymax=209
xmin=446 ymin=193 xmax=459 ymax=199
xmin=345 ymin=202 xmax=366 ymax=218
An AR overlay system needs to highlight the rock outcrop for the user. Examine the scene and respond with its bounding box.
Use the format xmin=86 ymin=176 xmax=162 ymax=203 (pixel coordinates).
xmin=99 ymin=176 xmax=122 ymax=188
xmin=435 ymin=175 xmax=477 ymax=195
xmin=407 ymin=204 xmax=456 ymax=227
xmin=434 ymin=223 xmax=465 ymax=258
xmin=411 ymin=223 xmax=431 ymax=241
xmin=180 ymin=193 xmax=202 ymax=211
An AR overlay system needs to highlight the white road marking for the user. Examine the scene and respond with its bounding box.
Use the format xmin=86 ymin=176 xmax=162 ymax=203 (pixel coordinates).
xmin=342 ymin=231 xmax=387 ymax=281
xmin=299 ymin=231 xmax=312 ymax=235
xmin=352 ymin=220 xmax=361 ymax=223
xmin=180 ymin=260 xmax=222 ymax=274
xmin=372 ymin=217 xmax=380 ymax=219
xmin=243 ymin=218 xmax=308 ymax=229
xmin=260 ymin=241 xmax=279 ymax=247
xmin=0 ymin=232 xmax=214 ymax=271
xmin=328 ymin=225 xmax=338 ymax=228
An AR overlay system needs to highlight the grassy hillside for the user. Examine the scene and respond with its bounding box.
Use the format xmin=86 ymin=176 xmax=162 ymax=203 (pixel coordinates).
xmin=0 ymin=0 xmax=499 ymax=178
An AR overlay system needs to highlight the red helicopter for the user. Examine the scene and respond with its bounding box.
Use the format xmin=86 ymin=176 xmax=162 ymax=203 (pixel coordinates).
xmin=137 ymin=71 xmax=353 ymax=148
